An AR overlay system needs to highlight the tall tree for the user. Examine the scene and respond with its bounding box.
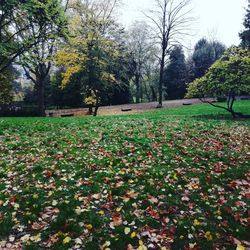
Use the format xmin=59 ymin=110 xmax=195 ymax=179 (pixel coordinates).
xmin=240 ymin=0 xmax=250 ymax=49
xmin=126 ymin=21 xmax=155 ymax=103
xmin=0 ymin=0 xmax=67 ymax=74
xmin=164 ymin=45 xmax=187 ymax=99
xmin=145 ymin=0 xmax=193 ymax=107
xmin=56 ymin=0 xmax=121 ymax=116
xmin=192 ymin=38 xmax=226 ymax=79
xmin=19 ymin=0 xmax=68 ymax=116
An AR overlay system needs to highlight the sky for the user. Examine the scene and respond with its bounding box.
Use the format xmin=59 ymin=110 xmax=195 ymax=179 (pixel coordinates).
xmin=118 ymin=0 xmax=247 ymax=51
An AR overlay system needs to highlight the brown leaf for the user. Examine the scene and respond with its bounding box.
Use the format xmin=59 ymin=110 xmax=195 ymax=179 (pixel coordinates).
xmin=111 ymin=213 xmax=123 ymax=226
xmin=31 ymin=222 xmax=47 ymax=230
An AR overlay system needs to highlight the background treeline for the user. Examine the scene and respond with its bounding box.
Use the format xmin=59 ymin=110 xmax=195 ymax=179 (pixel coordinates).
xmin=0 ymin=0 xmax=249 ymax=116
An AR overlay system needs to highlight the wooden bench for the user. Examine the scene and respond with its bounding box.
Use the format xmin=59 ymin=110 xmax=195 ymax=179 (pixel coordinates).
xmin=121 ymin=108 xmax=132 ymax=112
xmin=61 ymin=114 xmax=74 ymax=117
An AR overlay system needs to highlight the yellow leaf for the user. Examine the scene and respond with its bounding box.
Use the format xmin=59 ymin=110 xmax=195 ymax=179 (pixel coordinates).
xmin=92 ymin=193 xmax=101 ymax=200
xmin=193 ymin=219 xmax=200 ymax=226
xmin=205 ymin=231 xmax=213 ymax=241
xmin=236 ymin=245 xmax=245 ymax=250
xmin=52 ymin=200 xmax=58 ymax=206
xmin=124 ymin=227 xmax=131 ymax=235
xmin=85 ymin=224 xmax=93 ymax=230
xmin=138 ymin=245 xmax=148 ymax=250
xmin=99 ymin=210 xmax=105 ymax=215
xmin=103 ymin=241 xmax=111 ymax=247
xmin=31 ymin=233 xmax=41 ymax=242
xmin=130 ymin=231 xmax=137 ymax=238
xmin=189 ymin=243 xmax=197 ymax=249
xmin=63 ymin=236 xmax=71 ymax=244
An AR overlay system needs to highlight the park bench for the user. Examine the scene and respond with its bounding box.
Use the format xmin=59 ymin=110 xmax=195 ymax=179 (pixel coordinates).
xmin=182 ymin=102 xmax=192 ymax=106
xmin=61 ymin=114 xmax=74 ymax=117
xmin=121 ymin=108 xmax=132 ymax=112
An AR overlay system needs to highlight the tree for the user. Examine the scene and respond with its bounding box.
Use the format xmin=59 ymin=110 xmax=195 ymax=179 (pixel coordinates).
xmin=164 ymin=45 xmax=187 ymax=99
xmin=192 ymin=38 xmax=226 ymax=79
xmin=126 ymin=21 xmax=155 ymax=103
xmin=145 ymin=0 xmax=193 ymax=107
xmin=19 ymin=0 xmax=68 ymax=116
xmin=240 ymin=0 xmax=250 ymax=49
xmin=55 ymin=0 xmax=121 ymax=116
xmin=0 ymin=0 xmax=67 ymax=74
xmin=186 ymin=47 xmax=250 ymax=118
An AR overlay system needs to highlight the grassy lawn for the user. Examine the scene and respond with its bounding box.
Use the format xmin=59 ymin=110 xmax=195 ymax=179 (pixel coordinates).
xmin=0 ymin=101 xmax=249 ymax=250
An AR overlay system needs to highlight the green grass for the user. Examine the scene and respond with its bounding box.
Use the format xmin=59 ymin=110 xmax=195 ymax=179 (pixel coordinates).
xmin=0 ymin=101 xmax=249 ymax=250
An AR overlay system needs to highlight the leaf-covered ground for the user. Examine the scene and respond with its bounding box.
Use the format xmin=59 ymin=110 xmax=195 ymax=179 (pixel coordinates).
xmin=0 ymin=102 xmax=250 ymax=250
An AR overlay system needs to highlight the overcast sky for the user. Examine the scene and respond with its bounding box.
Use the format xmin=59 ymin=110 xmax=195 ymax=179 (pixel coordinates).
xmin=118 ymin=0 xmax=247 ymax=51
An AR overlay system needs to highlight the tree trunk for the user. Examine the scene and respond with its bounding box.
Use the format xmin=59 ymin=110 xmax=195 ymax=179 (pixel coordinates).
xmin=158 ymin=44 xmax=166 ymax=108
xmin=37 ymin=77 xmax=46 ymax=116
xmin=93 ymin=105 xmax=99 ymax=116
xmin=88 ymin=106 xmax=93 ymax=115
xmin=150 ymin=85 xmax=157 ymax=102
xmin=135 ymin=74 xmax=140 ymax=103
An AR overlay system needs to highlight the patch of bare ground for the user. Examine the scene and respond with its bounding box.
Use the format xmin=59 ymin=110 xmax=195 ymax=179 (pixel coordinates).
xmin=46 ymin=98 xmax=205 ymax=117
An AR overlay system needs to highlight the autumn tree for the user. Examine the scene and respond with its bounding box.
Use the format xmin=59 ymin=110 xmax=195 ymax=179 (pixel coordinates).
xmin=145 ymin=0 xmax=193 ymax=107
xmin=186 ymin=47 xmax=250 ymax=118
xmin=56 ymin=0 xmax=121 ymax=116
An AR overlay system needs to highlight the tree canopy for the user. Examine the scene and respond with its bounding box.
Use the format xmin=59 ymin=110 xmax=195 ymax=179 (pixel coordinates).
xmin=186 ymin=47 xmax=250 ymax=117
xmin=55 ymin=0 xmax=123 ymax=116
xmin=0 ymin=0 xmax=67 ymax=73
xmin=164 ymin=46 xmax=187 ymax=100
xmin=192 ymin=38 xmax=226 ymax=79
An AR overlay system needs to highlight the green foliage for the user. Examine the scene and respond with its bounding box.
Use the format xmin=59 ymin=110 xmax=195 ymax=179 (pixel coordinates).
xmin=192 ymin=38 xmax=226 ymax=79
xmin=187 ymin=47 xmax=250 ymax=98
xmin=186 ymin=47 xmax=250 ymax=117
xmin=164 ymin=46 xmax=187 ymax=99
xmin=0 ymin=71 xmax=14 ymax=105
xmin=0 ymin=0 xmax=67 ymax=73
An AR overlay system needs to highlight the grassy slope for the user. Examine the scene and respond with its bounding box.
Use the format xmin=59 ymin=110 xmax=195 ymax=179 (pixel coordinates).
xmin=0 ymin=101 xmax=249 ymax=250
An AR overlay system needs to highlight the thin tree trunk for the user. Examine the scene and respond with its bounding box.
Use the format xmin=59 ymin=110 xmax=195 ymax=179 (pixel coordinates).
xmin=135 ymin=74 xmax=140 ymax=103
xmin=93 ymin=105 xmax=99 ymax=116
xmin=150 ymin=85 xmax=157 ymax=102
xmin=88 ymin=106 xmax=93 ymax=115
xmin=158 ymin=48 xmax=166 ymax=107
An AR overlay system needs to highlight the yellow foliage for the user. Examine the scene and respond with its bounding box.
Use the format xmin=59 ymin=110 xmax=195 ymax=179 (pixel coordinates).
xmin=55 ymin=49 xmax=80 ymax=67
xmin=63 ymin=236 xmax=71 ymax=244
xmin=204 ymin=231 xmax=213 ymax=241
xmin=61 ymin=65 xmax=81 ymax=87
